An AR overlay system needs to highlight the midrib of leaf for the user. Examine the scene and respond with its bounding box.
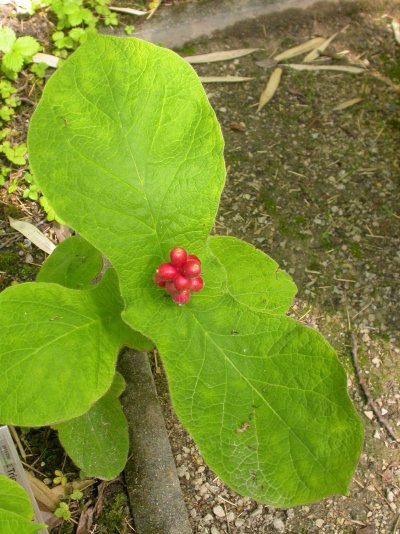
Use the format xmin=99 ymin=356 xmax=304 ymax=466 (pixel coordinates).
xmin=97 ymin=53 xmax=162 ymax=250
xmin=64 ymin=141 xmax=156 ymax=234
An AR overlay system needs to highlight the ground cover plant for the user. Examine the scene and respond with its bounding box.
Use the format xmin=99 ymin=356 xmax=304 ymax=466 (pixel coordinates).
xmin=0 ymin=33 xmax=363 ymax=518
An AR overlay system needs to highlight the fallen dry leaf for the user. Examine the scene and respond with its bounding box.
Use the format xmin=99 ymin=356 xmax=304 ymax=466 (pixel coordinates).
xmin=367 ymin=69 xmax=400 ymax=91
xmin=392 ymin=20 xmax=400 ymax=45
xmin=25 ymin=471 xmax=59 ymax=512
xmin=76 ymin=505 xmax=94 ymax=534
xmin=9 ymin=217 xmax=56 ymax=255
xmin=199 ymin=76 xmax=253 ymax=83
xmin=229 ymin=122 xmax=246 ymax=132
xmin=257 ymin=67 xmax=283 ymax=112
xmin=303 ymin=33 xmax=339 ymax=62
xmin=109 ymin=5 xmax=147 ymax=15
xmin=273 ymin=37 xmax=326 ymax=62
xmin=282 ymin=64 xmax=364 ymax=74
xmin=185 ymin=48 xmax=259 ymax=64
xmin=32 ymin=53 xmax=59 ymax=68
xmin=147 ymin=0 xmax=162 ymax=20
xmin=333 ymin=97 xmax=363 ymax=111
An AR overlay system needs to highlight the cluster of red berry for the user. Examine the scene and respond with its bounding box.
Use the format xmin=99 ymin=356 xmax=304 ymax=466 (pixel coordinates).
xmin=153 ymin=247 xmax=204 ymax=304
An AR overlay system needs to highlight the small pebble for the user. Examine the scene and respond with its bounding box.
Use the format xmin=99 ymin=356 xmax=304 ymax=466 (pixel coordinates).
xmin=176 ymin=465 xmax=186 ymax=477
xmin=273 ymin=517 xmax=285 ymax=532
xmin=203 ymin=513 xmax=213 ymax=523
xmin=316 ymin=518 xmax=324 ymax=528
xmin=227 ymin=511 xmax=235 ymax=522
xmin=213 ymin=505 xmax=225 ymax=518
xmin=211 ymin=527 xmax=220 ymax=534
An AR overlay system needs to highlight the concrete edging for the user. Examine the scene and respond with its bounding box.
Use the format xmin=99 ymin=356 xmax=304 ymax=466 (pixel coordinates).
xmin=118 ymin=349 xmax=192 ymax=534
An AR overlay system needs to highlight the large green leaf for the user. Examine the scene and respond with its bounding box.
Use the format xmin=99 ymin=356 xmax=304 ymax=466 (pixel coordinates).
xmin=37 ymin=238 xmax=136 ymax=478
xmin=28 ymin=34 xmax=225 ymax=289
xmin=0 ymin=269 xmax=147 ymax=426
xmin=55 ymin=372 xmax=128 ymax=480
xmin=27 ymin=35 xmax=362 ymax=505
xmin=0 ymin=475 xmax=45 ymax=533
xmin=124 ymin=236 xmax=362 ymax=505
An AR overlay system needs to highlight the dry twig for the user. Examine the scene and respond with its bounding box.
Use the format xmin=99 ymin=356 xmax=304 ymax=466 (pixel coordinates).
xmin=350 ymin=333 xmax=400 ymax=443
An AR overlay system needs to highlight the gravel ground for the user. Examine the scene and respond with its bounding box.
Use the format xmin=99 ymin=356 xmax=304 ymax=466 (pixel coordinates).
xmin=153 ymin=1 xmax=400 ymax=532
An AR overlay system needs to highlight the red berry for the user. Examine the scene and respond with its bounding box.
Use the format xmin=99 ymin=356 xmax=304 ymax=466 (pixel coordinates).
xmin=170 ymin=247 xmax=187 ymax=267
xmin=174 ymin=274 xmax=190 ymax=291
xmin=165 ymin=281 xmax=178 ymax=295
xmin=153 ymin=274 xmax=166 ymax=287
xmin=157 ymin=263 xmax=178 ymax=281
xmin=172 ymin=291 xmax=191 ymax=305
xmin=187 ymin=254 xmax=201 ymax=265
xmin=182 ymin=260 xmax=201 ymax=278
xmin=189 ymin=276 xmax=203 ymax=292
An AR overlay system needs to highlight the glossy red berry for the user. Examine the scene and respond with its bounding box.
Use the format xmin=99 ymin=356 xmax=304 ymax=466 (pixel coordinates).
xmin=153 ymin=274 xmax=166 ymax=288
xmin=189 ymin=276 xmax=203 ymax=292
xmin=182 ymin=259 xmax=201 ymax=279
xmin=172 ymin=291 xmax=191 ymax=305
xmin=165 ymin=281 xmax=178 ymax=295
xmin=174 ymin=274 xmax=190 ymax=291
xmin=157 ymin=263 xmax=178 ymax=281
xmin=186 ymin=254 xmax=201 ymax=265
xmin=170 ymin=247 xmax=187 ymax=267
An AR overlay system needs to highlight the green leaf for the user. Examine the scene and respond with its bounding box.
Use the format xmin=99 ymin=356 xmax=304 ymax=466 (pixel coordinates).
xmin=0 ymin=512 xmax=44 ymax=534
xmin=28 ymin=34 xmax=225 ymax=267
xmin=37 ymin=236 xmax=154 ymax=350
xmin=68 ymin=27 xmax=85 ymax=42
xmin=54 ymin=502 xmax=70 ymax=520
xmin=52 ymin=31 xmax=65 ymax=42
xmin=39 ymin=195 xmax=63 ymax=223
xmin=0 ymin=475 xmax=45 ymax=533
xmin=1 ymin=141 xmax=26 ymax=165
xmin=30 ymin=62 xmax=48 ymax=78
xmin=7 ymin=178 xmax=18 ymax=193
xmin=209 ymin=236 xmax=297 ymax=314
xmin=0 ymin=475 xmax=33 ymax=520
xmin=55 ymin=372 xmax=129 ymax=479
xmin=0 ymin=106 xmax=14 ymax=121
xmin=0 ymin=27 xmax=16 ymax=54
xmin=123 ymin=236 xmax=363 ymax=505
xmin=0 ymin=269 xmax=147 ymax=426
xmin=2 ymin=51 xmax=23 ymax=73
xmin=37 ymin=236 xmax=103 ymax=289
xmin=27 ymin=34 xmax=362 ymax=506
xmin=0 ymin=80 xmax=16 ymax=98
xmin=13 ymin=36 xmax=40 ymax=59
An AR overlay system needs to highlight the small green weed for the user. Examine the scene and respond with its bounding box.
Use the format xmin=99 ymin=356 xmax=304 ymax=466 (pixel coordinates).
xmin=0 ymin=27 xmax=41 ymax=79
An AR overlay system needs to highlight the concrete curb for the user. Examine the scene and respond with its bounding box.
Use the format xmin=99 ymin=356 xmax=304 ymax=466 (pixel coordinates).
xmin=118 ymin=349 xmax=192 ymax=534
xmin=106 ymin=0 xmax=344 ymax=48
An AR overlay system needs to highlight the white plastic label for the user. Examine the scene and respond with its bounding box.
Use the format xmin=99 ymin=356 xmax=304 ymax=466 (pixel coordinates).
xmin=0 ymin=426 xmax=48 ymax=533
